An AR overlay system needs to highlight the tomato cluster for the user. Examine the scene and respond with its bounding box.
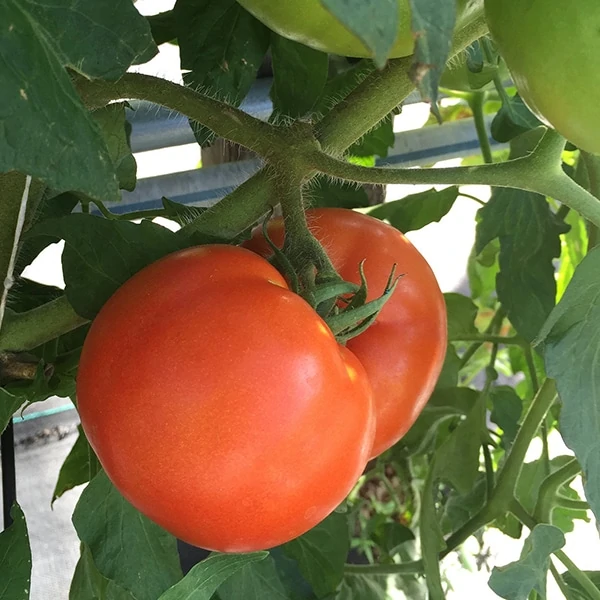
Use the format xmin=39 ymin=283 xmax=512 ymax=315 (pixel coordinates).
xmin=77 ymin=209 xmax=446 ymax=552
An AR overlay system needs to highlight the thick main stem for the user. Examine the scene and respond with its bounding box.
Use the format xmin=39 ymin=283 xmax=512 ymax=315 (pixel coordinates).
xmin=74 ymin=73 xmax=287 ymax=159
xmin=317 ymin=13 xmax=488 ymax=152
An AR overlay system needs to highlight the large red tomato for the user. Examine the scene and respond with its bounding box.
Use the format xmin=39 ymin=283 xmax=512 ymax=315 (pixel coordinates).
xmin=77 ymin=245 xmax=374 ymax=552
xmin=245 ymin=208 xmax=447 ymax=458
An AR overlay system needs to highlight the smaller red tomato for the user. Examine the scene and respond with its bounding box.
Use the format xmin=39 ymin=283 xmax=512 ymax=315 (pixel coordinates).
xmin=245 ymin=208 xmax=447 ymax=458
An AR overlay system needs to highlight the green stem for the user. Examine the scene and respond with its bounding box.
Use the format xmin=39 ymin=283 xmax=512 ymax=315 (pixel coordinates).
xmin=460 ymin=191 xmax=486 ymax=206
xmin=510 ymin=498 xmax=600 ymax=600
xmin=451 ymin=334 xmax=522 ymax=345
xmin=582 ymin=152 xmax=600 ymax=249
xmin=0 ymin=296 xmax=88 ymax=352
xmin=312 ymin=132 xmax=600 ymax=228
xmin=549 ymin=561 xmax=572 ymax=600
xmin=458 ymin=306 xmax=505 ymax=370
xmin=481 ymin=37 xmax=511 ymax=106
xmin=73 ymin=73 xmax=289 ymax=159
xmin=93 ymin=201 xmax=169 ymax=222
xmin=344 ymin=560 xmax=424 ymax=575
xmin=482 ymin=442 xmax=495 ymax=501
xmin=554 ymin=552 xmax=600 ymax=600
xmin=534 ymin=457 xmax=581 ymax=523
xmin=468 ymin=92 xmax=494 ymax=164
xmin=554 ymin=495 xmax=589 ymax=512
xmin=492 ymin=379 xmax=557 ymax=512
xmin=522 ymin=345 xmax=549 ymax=477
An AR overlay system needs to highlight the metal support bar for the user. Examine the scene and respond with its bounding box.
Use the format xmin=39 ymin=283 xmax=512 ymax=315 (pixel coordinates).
xmin=1 ymin=421 xmax=16 ymax=529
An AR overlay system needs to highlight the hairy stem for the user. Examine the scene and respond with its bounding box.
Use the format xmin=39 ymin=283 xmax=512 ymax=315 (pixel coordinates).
xmin=469 ymin=92 xmax=494 ymax=164
xmin=0 ymin=297 xmax=88 ymax=352
xmin=534 ymin=457 xmax=582 ymax=523
xmin=74 ymin=73 xmax=287 ymax=159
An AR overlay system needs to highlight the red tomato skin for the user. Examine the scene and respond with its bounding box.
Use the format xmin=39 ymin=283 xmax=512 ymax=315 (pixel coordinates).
xmin=245 ymin=209 xmax=447 ymax=458
xmin=77 ymin=245 xmax=374 ymax=552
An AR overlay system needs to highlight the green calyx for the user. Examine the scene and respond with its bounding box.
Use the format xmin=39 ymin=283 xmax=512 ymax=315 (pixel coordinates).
xmin=260 ymin=215 xmax=399 ymax=345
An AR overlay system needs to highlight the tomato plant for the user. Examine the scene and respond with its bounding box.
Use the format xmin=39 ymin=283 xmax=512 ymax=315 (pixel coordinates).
xmin=485 ymin=0 xmax=600 ymax=154
xmin=245 ymin=208 xmax=446 ymax=458
xmin=1 ymin=1 xmax=600 ymax=599
xmin=77 ymin=244 xmax=375 ymax=552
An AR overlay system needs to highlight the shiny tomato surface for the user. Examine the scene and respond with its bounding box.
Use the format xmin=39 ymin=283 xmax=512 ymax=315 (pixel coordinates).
xmin=77 ymin=245 xmax=374 ymax=552
xmin=245 ymin=209 xmax=447 ymax=458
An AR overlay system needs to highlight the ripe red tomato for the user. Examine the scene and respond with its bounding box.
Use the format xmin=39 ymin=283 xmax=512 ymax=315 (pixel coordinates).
xmin=77 ymin=245 xmax=374 ymax=552
xmin=245 ymin=208 xmax=447 ymax=458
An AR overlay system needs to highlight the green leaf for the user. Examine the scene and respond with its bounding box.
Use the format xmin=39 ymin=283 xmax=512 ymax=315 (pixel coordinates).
xmin=377 ymin=522 xmax=415 ymax=556
xmin=16 ymin=192 xmax=79 ymax=276
xmin=159 ymin=552 xmax=268 ymax=600
xmin=337 ymin=574 xmax=388 ymax=599
xmin=420 ymin=391 xmax=486 ymax=599
xmin=490 ymin=386 xmax=523 ymax=450
xmin=320 ymin=0 xmax=398 ymax=67
xmin=0 ymin=0 xmax=154 ymax=200
xmin=488 ymin=524 xmax=565 ymax=600
xmin=475 ymin=189 xmax=567 ymax=342
xmin=395 ymin=387 xmax=477 ymax=457
xmin=313 ymin=60 xmax=376 ymax=116
xmin=420 ymin=466 xmax=446 ymax=600
xmin=73 ymin=471 xmax=183 ymax=600
xmin=537 ymin=246 xmax=600 ymax=524
xmin=562 ymin=571 xmax=600 ymax=600
xmin=53 ymin=425 xmax=101 ymax=505
xmin=270 ymin=35 xmax=328 ymax=119
xmin=496 ymin=456 xmax=589 ymax=540
xmin=435 ymin=344 xmax=461 ymax=389
xmin=0 ymin=388 xmax=23 ymax=435
xmin=348 ymin=115 xmax=395 ymax=159
xmin=436 ymin=394 xmax=486 ymax=495
xmin=161 ymin=197 xmax=207 ymax=227
xmin=217 ymin=555 xmax=291 ymax=600
xmin=29 ymin=214 xmax=184 ymax=319
xmin=441 ymin=474 xmax=487 ymax=535
xmin=307 ymin=177 xmax=370 ymax=209
xmin=467 ymin=237 xmax=499 ymax=308
xmin=174 ymin=0 xmax=270 ymax=146
xmin=92 ymin=104 xmax=137 ymax=191
xmin=267 ymin=548 xmax=316 ymax=600
xmin=491 ymin=94 xmax=543 ymax=144
xmin=21 ymin=0 xmax=156 ymax=79
xmin=556 ymin=208 xmax=587 ymax=301
xmin=70 ymin=544 xmax=135 ymax=600
xmin=281 ymin=512 xmax=349 ymax=599
xmin=445 ymin=292 xmax=478 ymax=340
xmin=0 ymin=504 xmax=31 ymax=600
xmin=368 ymin=187 xmax=459 ymax=233
xmin=409 ymin=0 xmax=457 ymax=120
xmin=1 ymin=359 xmax=75 ymax=435
xmin=147 ymin=10 xmax=177 ymax=46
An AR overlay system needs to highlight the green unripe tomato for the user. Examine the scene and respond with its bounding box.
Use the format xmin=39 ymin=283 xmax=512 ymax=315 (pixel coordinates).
xmin=440 ymin=52 xmax=508 ymax=93
xmin=237 ymin=0 xmax=483 ymax=59
xmin=485 ymin=0 xmax=600 ymax=154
